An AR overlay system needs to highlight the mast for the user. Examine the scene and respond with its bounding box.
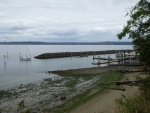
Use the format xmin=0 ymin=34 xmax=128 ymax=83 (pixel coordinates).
xmin=26 ymin=45 xmax=27 ymax=58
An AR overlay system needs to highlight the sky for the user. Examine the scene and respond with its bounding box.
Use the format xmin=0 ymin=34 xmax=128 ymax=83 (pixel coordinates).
xmin=0 ymin=0 xmax=139 ymax=42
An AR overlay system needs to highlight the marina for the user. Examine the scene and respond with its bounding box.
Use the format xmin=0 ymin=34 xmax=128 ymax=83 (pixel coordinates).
xmin=92 ymin=51 xmax=139 ymax=66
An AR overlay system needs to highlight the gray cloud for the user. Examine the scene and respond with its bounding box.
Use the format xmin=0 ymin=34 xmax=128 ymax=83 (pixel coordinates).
xmin=0 ymin=0 xmax=139 ymax=42
xmin=51 ymin=29 xmax=78 ymax=36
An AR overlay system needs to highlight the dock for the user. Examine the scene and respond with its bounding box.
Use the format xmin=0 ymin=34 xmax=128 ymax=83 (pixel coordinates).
xmin=92 ymin=54 xmax=138 ymax=66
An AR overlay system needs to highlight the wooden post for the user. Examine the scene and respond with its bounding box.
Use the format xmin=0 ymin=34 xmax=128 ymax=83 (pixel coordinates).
xmin=118 ymin=58 xmax=120 ymax=64
xmin=98 ymin=56 xmax=100 ymax=63
xmin=7 ymin=52 xmax=8 ymax=58
xmin=130 ymin=55 xmax=132 ymax=62
xmin=71 ymin=52 xmax=72 ymax=57
xmin=108 ymin=55 xmax=110 ymax=66
xmin=93 ymin=51 xmax=95 ymax=59
xmin=4 ymin=55 xmax=6 ymax=60
xmin=98 ymin=56 xmax=100 ymax=67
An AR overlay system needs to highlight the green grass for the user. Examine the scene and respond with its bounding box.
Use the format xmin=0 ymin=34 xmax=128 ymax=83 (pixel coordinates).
xmin=42 ymin=71 xmax=124 ymax=113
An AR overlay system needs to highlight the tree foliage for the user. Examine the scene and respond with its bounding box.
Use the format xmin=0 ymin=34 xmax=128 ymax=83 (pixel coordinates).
xmin=117 ymin=0 xmax=150 ymax=65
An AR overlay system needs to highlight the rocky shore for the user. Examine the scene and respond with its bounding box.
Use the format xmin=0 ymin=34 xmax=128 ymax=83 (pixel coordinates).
xmin=0 ymin=64 xmax=142 ymax=113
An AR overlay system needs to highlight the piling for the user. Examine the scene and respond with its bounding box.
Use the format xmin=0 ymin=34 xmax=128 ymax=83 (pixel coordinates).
xmin=71 ymin=53 xmax=72 ymax=57
xmin=81 ymin=52 xmax=82 ymax=57
xmin=98 ymin=56 xmax=100 ymax=63
xmin=108 ymin=55 xmax=110 ymax=66
xmin=7 ymin=52 xmax=8 ymax=58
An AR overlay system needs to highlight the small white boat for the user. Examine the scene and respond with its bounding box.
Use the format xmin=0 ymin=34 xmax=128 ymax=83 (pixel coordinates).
xmin=19 ymin=46 xmax=32 ymax=61
xmin=20 ymin=56 xmax=31 ymax=61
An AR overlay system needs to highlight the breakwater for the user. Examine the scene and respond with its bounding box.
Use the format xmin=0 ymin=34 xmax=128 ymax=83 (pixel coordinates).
xmin=34 ymin=50 xmax=134 ymax=59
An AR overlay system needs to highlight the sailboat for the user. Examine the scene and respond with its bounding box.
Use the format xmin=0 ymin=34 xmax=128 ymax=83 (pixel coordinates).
xmin=19 ymin=46 xmax=32 ymax=61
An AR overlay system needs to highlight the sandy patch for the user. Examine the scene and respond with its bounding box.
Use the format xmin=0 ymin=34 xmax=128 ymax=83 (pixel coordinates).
xmin=71 ymin=72 xmax=147 ymax=113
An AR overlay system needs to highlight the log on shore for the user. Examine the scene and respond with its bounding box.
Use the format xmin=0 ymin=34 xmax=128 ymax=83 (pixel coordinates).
xmin=34 ymin=50 xmax=133 ymax=59
xmin=116 ymin=80 xmax=143 ymax=86
xmin=110 ymin=63 xmax=143 ymax=66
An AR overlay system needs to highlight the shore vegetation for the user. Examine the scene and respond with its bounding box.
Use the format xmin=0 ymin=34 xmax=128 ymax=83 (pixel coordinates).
xmin=117 ymin=0 xmax=150 ymax=66
xmin=116 ymin=0 xmax=150 ymax=112
xmin=116 ymin=76 xmax=150 ymax=113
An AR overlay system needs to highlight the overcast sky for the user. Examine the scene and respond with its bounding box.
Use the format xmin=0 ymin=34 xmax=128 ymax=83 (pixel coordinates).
xmin=0 ymin=0 xmax=139 ymax=42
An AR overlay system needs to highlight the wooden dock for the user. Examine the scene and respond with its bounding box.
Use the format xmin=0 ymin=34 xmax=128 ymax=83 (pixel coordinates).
xmin=92 ymin=55 xmax=137 ymax=66
xmin=92 ymin=59 xmax=118 ymax=65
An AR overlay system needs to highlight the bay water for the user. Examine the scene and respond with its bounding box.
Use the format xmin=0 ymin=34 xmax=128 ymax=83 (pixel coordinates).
xmin=0 ymin=45 xmax=133 ymax=88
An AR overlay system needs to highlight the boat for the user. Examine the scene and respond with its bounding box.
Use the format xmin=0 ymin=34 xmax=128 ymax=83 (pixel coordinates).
xmin=19 ymin=46 xmax=32 ymax=61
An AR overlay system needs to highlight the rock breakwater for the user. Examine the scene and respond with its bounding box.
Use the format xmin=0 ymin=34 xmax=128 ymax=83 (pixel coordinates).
xmin=34 ymin=50 xmax=133 ymax=59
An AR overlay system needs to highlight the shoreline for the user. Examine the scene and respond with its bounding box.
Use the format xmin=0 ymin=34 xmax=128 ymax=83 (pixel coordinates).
xmin=0 ymin=65 xmax=143 ymax=113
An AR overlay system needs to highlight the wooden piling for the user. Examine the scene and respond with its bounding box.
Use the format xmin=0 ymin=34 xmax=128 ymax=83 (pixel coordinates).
xmin=108 ymin=55 xmax=110 ymax=66
xmin=98 ymin=56 xmax=100 ymax=63
xmin=71 ymin=53 xmax=72 ymax=57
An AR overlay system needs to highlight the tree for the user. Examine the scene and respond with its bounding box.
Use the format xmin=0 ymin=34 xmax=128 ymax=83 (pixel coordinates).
xmin=117 ymin=0 xmax=150 ymax=66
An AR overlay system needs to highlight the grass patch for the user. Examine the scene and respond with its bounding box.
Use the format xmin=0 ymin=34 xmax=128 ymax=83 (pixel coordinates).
xmin=64 ymin=75 xmax=95 ymax=88
xmin=43 ymin=71 xmax=124 ymax=113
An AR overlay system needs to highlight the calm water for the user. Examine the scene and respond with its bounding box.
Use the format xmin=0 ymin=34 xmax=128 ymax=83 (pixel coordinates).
xmin=0 ymin=45 xmax=133 ymax=88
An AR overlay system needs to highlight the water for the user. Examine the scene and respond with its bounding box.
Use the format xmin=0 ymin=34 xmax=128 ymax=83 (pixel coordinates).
xmin=0 ymin=45 xmax=133 ymax=88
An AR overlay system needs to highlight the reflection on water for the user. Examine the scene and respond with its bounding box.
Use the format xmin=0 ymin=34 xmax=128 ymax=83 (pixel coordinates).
xmin=0 ymin=45 xmax=133 ymax=88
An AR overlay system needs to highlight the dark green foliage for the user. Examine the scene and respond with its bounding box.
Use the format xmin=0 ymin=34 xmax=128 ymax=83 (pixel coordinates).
xmin=117 ymin=0 xmax=150 ymax=66
xmin=139 ymin=76 xmax=150 ymax=101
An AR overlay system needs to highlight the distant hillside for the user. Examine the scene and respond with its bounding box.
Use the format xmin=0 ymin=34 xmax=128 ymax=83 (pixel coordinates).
xmin=0 ymin=41 xmax=133 ymax=45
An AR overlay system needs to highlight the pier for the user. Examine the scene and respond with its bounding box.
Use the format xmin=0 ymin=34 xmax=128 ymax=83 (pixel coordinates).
xmin=92 ymin=53 xmax=138 ymax=66
xmin=34 ymin=50 xmax=133 ymax=59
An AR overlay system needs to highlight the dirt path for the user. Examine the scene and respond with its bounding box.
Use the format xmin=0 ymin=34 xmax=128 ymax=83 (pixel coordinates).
xmin=71 ymin=72 xmax=147 ymax=113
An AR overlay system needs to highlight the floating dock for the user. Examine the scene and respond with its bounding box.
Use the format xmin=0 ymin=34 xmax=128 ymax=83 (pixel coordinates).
xmin=92 ymin=55 xmax=138 ymax=66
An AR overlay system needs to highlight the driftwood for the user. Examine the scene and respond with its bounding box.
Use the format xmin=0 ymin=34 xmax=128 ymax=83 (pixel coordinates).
xmin=117 ymin=70 xmax=143 ymax=73
xmin=110 ymin=64 xmax=143 ymax=66
xmin=116 ymin=80 xmax=143 ymax=86
xmin=104 ymin=87 xmax=126 ymax=91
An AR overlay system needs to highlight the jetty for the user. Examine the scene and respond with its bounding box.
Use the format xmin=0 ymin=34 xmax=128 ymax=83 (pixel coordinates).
xmin=34 ymin=50 xmax=133 ymax=59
